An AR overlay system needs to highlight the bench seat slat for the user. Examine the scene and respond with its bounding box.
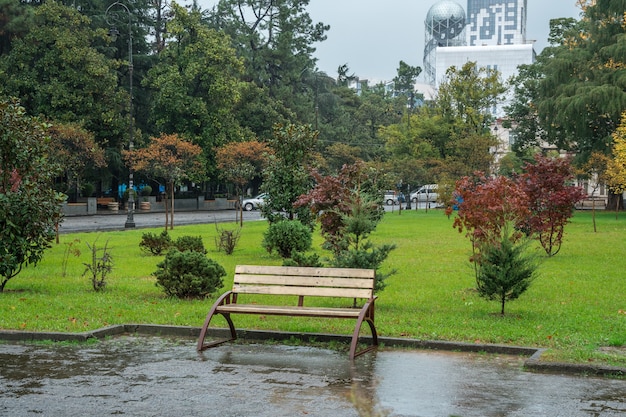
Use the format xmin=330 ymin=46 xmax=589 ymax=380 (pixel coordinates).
xmin=234 ymin=274 xmax=375 ymax=289
xmin=235 ymin=265 xmax=374 ymax=279
xmin=216 ymin=304 xmax=362 ymax=318
xmin=232 ymin=284 xmax=373 ymax=299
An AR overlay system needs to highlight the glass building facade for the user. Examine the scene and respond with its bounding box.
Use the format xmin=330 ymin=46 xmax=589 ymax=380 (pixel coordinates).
xmin=466 ymin=0 xmax=527 ymax=46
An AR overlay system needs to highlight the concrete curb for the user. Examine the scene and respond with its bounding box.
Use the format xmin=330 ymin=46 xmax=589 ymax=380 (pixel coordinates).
xmin=1 ymin=325 xmax=624 ymax=377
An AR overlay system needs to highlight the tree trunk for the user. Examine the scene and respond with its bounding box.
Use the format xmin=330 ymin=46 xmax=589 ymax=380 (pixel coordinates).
xmin=169 ymin=180 xmax=175 ymax=230
xmin=163 ymin=185 xmax=169 ymax=230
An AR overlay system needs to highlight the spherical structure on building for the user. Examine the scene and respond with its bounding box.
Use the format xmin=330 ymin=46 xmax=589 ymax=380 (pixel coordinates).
xmin=425 ymin=0 xmax=466 ymax=41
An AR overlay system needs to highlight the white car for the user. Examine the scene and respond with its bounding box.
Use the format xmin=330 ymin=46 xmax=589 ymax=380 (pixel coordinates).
xmin=241 ymin=193 xmax=268 ymax=211
xmin=410 ymin=184 xmax=438 ymax=203
xmin=384 ymin=190 xmax=399 ymax=205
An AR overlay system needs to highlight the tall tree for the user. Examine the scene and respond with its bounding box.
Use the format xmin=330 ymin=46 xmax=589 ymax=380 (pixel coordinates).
xmin=216 ymin=140 xmax=270 ymax=225
xmin=606 ymin=111 xmax=626 ymax=213
xmin=0 ymin=1 xmax=128 ymax=197
xmin=47 ymin=123 xmax=106 ymax=201
xmin=530 ymin=3 xmax=625 ymax=156
xmin=207 ymin=0 xmax=328 ymax=123
xmin=0 ymin=0 xmax=33 ymax=56
xmin=260 ymin=123 xmax=318 ymax=226
xmin=0 ymin=1 xmax=127 ymax=145
xmin=143 ymin=3 xmax=244 ymax=181
xmin=0 ymin=98 xmax=63 ymax=292
xmin=392 ymin=60 xmax=421 ymax=109
xmin=124 ymin=133 xmax=205 ymax=229
xmin=433 ymin=61 xmax=505 ymax=176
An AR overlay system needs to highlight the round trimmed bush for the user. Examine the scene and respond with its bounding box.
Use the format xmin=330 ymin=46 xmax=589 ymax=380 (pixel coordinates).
xmin=154 ymin=249 xmax=225 ymax=299
xmin=262 ymin=220 xmax=312 ymax=258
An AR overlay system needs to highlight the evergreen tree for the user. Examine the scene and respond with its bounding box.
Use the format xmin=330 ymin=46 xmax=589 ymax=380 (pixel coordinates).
xmin=476 ymin=233 xmax=538 ymax=315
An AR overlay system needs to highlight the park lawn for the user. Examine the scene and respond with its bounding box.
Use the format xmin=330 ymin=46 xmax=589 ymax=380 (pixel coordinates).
xmin=1 ymin=209 xmax=625 ymax=367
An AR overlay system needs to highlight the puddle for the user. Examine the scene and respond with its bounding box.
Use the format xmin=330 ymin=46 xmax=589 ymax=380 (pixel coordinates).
xmin=1 ymin=336 xmax=625 ymax=416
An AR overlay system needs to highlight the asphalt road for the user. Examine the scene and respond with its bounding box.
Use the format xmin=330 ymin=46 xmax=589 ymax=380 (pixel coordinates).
xmin=58 ymin=202 xmax=434 ymax=233
xmin=59 ymin=209 xmax=264 ymax=233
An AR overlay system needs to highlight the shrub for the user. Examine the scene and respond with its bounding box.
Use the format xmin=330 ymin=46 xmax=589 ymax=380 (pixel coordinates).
xmin=139 ymin=230 xmax=171 ymax=255
xmin=173 ymin=235 xmax=206 ymax=254
xmin=283 ymin=251 xmax=324 ymax=267
xmin=214 ymin=225 xmax=241 ymax=255
xmin=330 ymin=241 xmax=396 ymax=293
xmin=140 ymin=185 xmax=152 ymax=197
xmin=82 ymin=239 xmax=113 ymax=292
xmin=262 ymin=220 xmax=312 ymax=258
xmin=154 ymin=249 xmax=225 ymax=299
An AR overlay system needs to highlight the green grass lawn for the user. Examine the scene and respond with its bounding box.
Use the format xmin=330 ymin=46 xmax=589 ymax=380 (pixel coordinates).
xmin=1 ymin=209 xmax=625 ymax=367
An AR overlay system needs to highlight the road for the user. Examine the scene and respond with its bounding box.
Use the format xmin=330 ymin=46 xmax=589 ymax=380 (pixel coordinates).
xmin=58 ymin=209 xmax=264 ymax=233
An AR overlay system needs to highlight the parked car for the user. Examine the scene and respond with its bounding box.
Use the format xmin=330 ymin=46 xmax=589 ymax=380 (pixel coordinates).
xmin=241 ymin=193 xmax=268 ymax=211
xmin=384 ymin=190 xmax=398 ymax=205
xmin=410 ymin=184 xmax=438 ymax=203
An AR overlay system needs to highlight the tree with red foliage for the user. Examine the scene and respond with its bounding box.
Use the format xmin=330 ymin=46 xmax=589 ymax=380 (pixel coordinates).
xmin=295 ymin=161 xmax=394 ymax=292
xmin=216 ymin=140 xmax=270 ymax=226
xmin=295 ymin=161 xmax=385 ymax=254
xmin=451 ymin=173 xmax=535 ymax=314
xmin=451 ymin=173 xmax=530 ymax=266
xmin=518 ymin=155 xmax=584 ymax=256
xmin=124 ymin=133 xmax=204 ymax=230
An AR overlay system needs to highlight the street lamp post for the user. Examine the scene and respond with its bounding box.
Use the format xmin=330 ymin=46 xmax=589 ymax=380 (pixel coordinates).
xmin=106 ymin=1 xmax=135 ymax=228
xmin=405 ymin=183 xmax=412 ymax=210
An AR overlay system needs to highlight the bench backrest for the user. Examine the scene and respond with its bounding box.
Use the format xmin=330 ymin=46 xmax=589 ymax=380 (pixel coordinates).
xmin=233 ymin=265 xmax=375 ymax=300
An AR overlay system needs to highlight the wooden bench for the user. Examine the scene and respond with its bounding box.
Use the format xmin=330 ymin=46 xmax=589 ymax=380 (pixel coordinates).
xmin=197 ymin=265 xmax=378 ymax=360
xmin=96 ymin=197 xmax=116 ymax=209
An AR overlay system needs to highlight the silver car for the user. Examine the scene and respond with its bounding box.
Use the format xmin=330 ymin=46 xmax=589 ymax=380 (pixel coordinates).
xmin=410 ymin=184 xmax=438 ymax=203
xmin=241 ymin=193 xmax=268 ymax=211
xmin=384 ymin=190 xmax=399 ymax=205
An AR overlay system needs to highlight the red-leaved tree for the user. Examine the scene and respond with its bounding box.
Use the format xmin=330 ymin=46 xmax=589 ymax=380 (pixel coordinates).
xmin=451 ymin=173 xmax=530 ymax=266
xmin=216 ymin=140 xmax=270 ymax=226
xmin=517 ymin=155 xmax=584 ymax=256
xmin=124 ymin=133 xmax=204 ymax=230
xmin=451 ymin=173 xmax=537 ymax=314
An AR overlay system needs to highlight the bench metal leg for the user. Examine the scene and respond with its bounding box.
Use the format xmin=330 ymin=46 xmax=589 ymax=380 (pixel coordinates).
xmin=197 ymin=292 xmax=237 ymax=351
xmin=349 ymin=301 xmax=378 ymax=360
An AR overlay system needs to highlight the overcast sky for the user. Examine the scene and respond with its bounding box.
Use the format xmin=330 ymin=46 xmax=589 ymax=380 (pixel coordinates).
xmin=194 ymin=0 xmax=582 ymax=82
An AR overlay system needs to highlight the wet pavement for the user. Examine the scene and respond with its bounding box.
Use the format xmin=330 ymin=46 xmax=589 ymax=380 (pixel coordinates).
xmin=1 ymin=335 xmax=625 ymax=417
xmin=58 ymin=209 xmax=264 ymax=233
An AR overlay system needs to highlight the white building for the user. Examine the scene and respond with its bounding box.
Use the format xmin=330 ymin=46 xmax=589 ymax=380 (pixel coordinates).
xmin=435 ymin=43 xmax=535 ymax=116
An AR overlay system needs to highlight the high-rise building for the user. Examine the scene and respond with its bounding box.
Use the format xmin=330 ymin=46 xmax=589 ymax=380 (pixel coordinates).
xmin=423 ymin=0 xmax=467 ymax=85
xmin=423 ymin=0 xmax=534 ymax=117
xmin=466 ymin=0 xmax=527 ymax=46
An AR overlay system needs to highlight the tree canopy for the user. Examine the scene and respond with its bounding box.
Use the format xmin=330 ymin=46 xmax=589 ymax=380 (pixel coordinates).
xmin=0 ymin=98 xmax=63 ymax=292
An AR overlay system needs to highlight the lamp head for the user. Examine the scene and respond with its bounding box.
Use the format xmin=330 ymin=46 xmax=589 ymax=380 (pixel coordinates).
xmin=108 ymin=26 xmax=120 ymax=42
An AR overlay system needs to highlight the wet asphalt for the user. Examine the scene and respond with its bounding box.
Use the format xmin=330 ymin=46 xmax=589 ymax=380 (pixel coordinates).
xmin=1 ymin=335 xmax=625 ymax=417
xmin=57 ymin=208 xmax=264 ymax=233
xmin=2 ymin=208 xmax=622 ymax=416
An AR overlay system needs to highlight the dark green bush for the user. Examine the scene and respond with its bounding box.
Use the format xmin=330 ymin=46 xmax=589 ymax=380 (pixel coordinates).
xmin=330 ymin=241 xmax=396 ymax=293
xmin=262 ymin=220 xmax=312 ymax=258
xmin=154 ymin=249 xmax=225 ymax=299
xmin=139 ymin=230 xmax=172 ymax=255
xmin=283 ymin=251 xmax=323 ymax=267
xmin=173 ymin=235 xmax=206 ymax=254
